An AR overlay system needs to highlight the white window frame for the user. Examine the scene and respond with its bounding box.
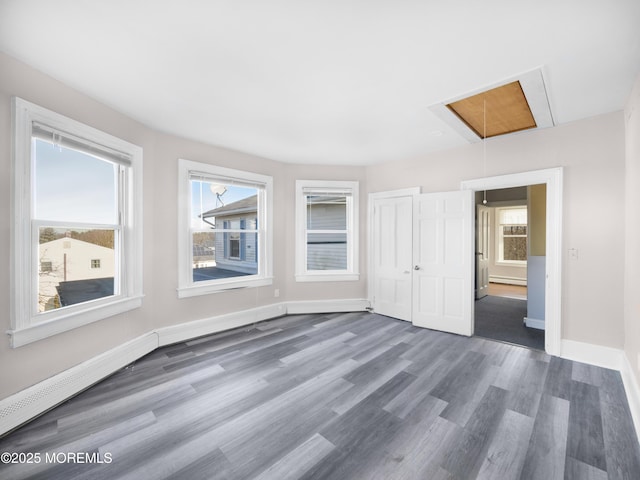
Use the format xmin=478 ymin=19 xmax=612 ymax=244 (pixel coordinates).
xmin=177 ymin=159 xmax=273 ymax=297
xmin=10 ymin=97 xmax=143 ymax=348
xmin=295 ymin=180 xmax=359 ymax=282
xmin=495 ymin=205 xmax=528 ymax=266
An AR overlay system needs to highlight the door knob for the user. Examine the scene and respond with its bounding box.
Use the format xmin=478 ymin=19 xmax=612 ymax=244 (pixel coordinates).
xmin=414 ymin=265 xmax=421 ymax=270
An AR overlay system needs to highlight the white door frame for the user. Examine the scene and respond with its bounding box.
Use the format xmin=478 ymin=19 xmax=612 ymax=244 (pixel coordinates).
xmin=368 ymin=187 xmax=421 ymax=319
xmin=461 ymin=167 xmax=563 ymax=356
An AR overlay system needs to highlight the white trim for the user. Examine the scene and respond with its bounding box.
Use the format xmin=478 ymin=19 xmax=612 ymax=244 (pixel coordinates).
xmin=177 ymin=277 xmax=274 ymax=298
xmin=621 ymin=353 xmax=640 ymax=445
xmin=7 ymin=295 xmax=144 ymax=348
xmin=156 ymin=302 xmax=287 ymax=346
xmin=489 ymin=275 xmax=527 ymax=286
xmin=286 ymin=298 xmax=370 ymax=314
xmin=461 ymin=167 xmax=563 ymax=356
xmin=295 ymin=180 xmax=359 ymax=282
xmin=560 ymin=339 xmax=624 ymax=370
xmin=0 ymin=332 xmax=157 ymax=436
xmin=367 ymin=188 xmax=421 ymax=316
xmin=524 ymin=317 xmax=545 ymax=330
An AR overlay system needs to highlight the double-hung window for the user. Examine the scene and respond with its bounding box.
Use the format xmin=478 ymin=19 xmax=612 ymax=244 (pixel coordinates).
xmin=178 ymin=159 xmax=273 ymax=297
xmin=496 ymin=206 xmax=528 ymax=264
xmin=10 ymin=98 xmax=143 ymax=347
xmin=295 ymin=180 xmax=359 ymax=282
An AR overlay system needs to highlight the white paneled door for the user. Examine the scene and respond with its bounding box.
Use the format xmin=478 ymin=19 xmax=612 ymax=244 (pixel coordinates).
xmin=412 ymin=191 xmax=474 ymax=336
xmin=476 ymin=204 xmax=490 ymax=300
xmin=371 ymin=196 xmax=413 ymax=321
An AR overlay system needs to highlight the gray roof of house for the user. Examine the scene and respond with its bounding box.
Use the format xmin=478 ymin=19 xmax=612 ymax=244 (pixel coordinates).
xmin=57 ymin=277 xmax=114 ymax=307
xmin=201 ymin=194 xmax=257 ymax=219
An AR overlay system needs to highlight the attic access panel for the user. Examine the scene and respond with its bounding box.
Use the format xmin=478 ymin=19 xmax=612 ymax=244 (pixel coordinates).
xmin=446 ymin=81 xmax=536 ymax=139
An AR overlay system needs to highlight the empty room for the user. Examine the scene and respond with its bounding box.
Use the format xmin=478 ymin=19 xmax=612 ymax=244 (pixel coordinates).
xmin=1 ymin=1 xmax=640 ymax=479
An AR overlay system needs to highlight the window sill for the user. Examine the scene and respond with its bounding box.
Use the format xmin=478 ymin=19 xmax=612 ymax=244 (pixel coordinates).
xmin=8 ymin=295 xmax=144 ymax=348
xmin=295 ymin=273 xmax=360 ymax=283
xmin=177 ymin=276 xmax=273 ymax=298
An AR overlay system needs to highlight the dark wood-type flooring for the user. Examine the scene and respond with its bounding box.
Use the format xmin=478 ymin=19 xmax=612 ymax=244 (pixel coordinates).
xmin=1 ymin=312 xmax=639 ymax=479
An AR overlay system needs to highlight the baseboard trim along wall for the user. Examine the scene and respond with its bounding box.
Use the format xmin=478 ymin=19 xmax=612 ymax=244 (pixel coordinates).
xmin=287 ymin=298 xmax=370 ymax=315
xmin=561 ymin=339 xmax=640 ymax=443
xmin=156 ymin=303 xmax=288 ymax=347
xmin=524 ymin=317 xmax=545 ymax=330
xmin=560 ymin=339 xmax=624 ymax=370
xmin=0 ymin=333 xmax=158 ymax=437
xmin=488 ymin=275 xmax=527 ymax=286
xmin=620 ymin=354 xmax=640 ymax=445
xmin=0 ymin=298 xmax=369 ymax=436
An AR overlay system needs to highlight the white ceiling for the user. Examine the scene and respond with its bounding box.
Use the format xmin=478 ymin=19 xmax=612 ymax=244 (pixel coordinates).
xmin=1 ymin=0 xmax=639 ymax=166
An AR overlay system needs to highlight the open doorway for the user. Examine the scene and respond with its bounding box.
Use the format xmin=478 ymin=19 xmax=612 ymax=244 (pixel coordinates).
xmin=474 ymin=185 xmax=545 ymax=350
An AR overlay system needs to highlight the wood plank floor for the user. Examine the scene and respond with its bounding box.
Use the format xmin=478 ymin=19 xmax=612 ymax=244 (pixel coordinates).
xmin=487 ymin=283 xmax=527 ymax=300
xmin=1 ymin=312 xmax=639 ymax=479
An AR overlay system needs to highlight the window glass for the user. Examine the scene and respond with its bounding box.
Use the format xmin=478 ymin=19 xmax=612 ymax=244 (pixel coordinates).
xmin=307 ymin=233 xmax=348 ymax=270
xmin=295 ymin=181 xmax=359 ymax=281
xmin=188 ymin=176 xmax=262 ymax=284
xmin=33 ymin=140 xmax=120 ymax=315
xmin=497 ymin=207 xmax=527 ymax=262
xmin=37 ymin=227 xmax=116 ymax=312
xmin=306 ymin=196 xmax=347 ymax=230
xmin=34 ymin=139 xmax=118 ymax=224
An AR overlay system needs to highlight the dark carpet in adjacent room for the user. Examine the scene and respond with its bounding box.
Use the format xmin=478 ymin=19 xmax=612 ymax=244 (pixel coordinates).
xmin=475 ymin=295 xmax=545 ymax=350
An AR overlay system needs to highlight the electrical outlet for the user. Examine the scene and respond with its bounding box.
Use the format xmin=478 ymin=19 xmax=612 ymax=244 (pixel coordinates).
xmin=637 ymin=352 xmax=640 ymax=371
xmin=274 ymin=289 xmax=280 ymax=298
xmin=569 ymin=248 xmax=579 ymax=260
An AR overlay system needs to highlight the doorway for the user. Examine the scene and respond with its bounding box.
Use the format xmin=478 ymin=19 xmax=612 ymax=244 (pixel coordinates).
xmin=473 ymin=186 xmax=545 ymax=350
xmin=461 ymin=167 xmax=563 ymax=356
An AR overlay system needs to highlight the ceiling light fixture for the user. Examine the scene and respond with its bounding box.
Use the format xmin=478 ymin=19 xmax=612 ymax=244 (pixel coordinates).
xmin=483 ymin=99 xmax=487 ymax=205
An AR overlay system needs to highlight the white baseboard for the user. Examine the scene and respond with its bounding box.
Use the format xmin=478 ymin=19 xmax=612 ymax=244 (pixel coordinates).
xmin=0 ymin=332 xmax=158 ymax=437
xmin=620 ymin=353 xmax=640 ymax=444
xmin=489 ymin=276 xmax=527 ymax=286
xmin=560 ymin=339 xmax=624 ymax=370
xmin=524 ymin=317 xmax=545 ymax=330
xmin=0 ymin=299 xmax=368 ymax=435
xmin=286 ymin=298 xmax=370 ymax=314
xmin=156 ymin=303 xmax=287 ymax=346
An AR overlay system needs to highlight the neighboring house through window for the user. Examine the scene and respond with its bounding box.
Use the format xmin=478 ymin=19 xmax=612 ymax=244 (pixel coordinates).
xmin=496 ymin=206 xmax=528 ymax=264
xmin=10 ymin=97 xmax=143 ymax=347
xmin=177 ymin=159 xmax=273 ymax=297
xmin=295 ymin=180 xmax=359 ymax=282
